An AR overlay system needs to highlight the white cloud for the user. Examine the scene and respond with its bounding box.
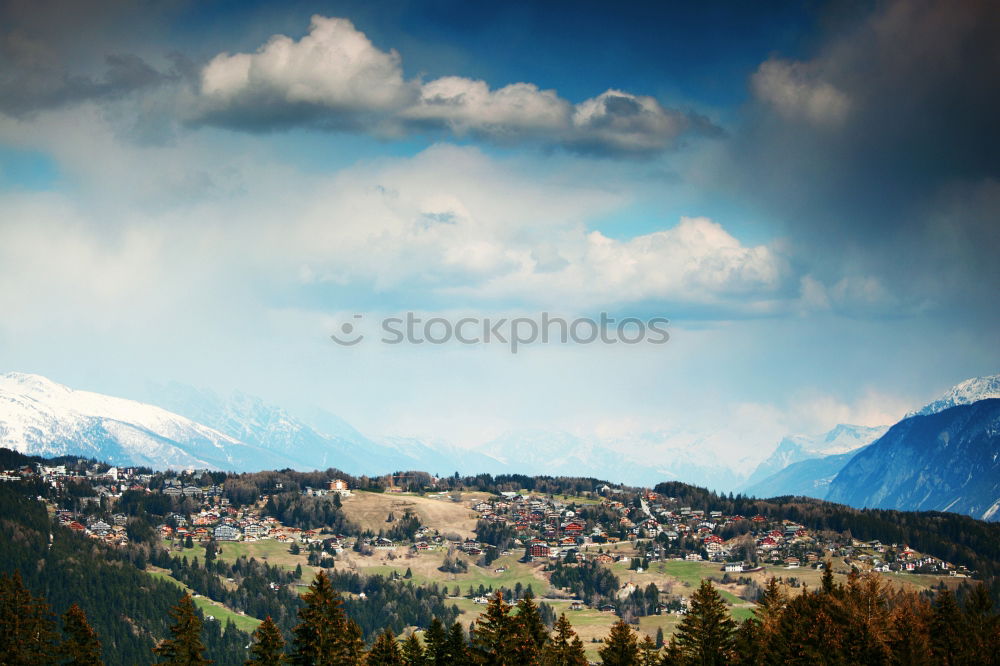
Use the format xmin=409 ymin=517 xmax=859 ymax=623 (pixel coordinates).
xmin=751 ymin=59 xmax=851 ymax=126
xmin=403 ymin=77 xmax=570 ymax=136
xmin=461 ymin=216 xmax=784 ymax=308
xmin=279 ymin=146 xmax=785 ymax=308
xmin=196 ymin=16 xmax=712 ymax=154
xmin=201 ymin=16 xmax=412 ymax=115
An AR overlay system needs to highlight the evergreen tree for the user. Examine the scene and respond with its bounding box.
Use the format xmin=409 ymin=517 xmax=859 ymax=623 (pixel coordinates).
xmin=367 ymin=629 xmax=404 ymax=666
xmin=963 ymin=582 xmax=999 ymax=663
xmin=60 ymin=603 xmax=103 ymax=666
xmin=841 ymin=572 xmax=892 ymax=663
xmin=598 ymin=619 xmax=638 ymax=666
xmin=770 ymin=589 xmax=844 ymax=664
xmin=654 ymin=627 xmax=664 ymax=650
xmin=658 ymin=638 xmax=684 ymax=666
xmin=446 ymin=622 xmax=469 ymax=665
xmin=541 ymin=615 xmax=586 ymax=666
xmin=732 ymin=618 xmax=763 ymax=666
xmin=671 ymin=580 xmax=735 ymax=665
xmin=400 ymin=633 xmax=424 ymax=665
xmin=514 ymin=589 xmax=549 ymax=654
xmin=471 ymin=591 xmax=517 ymax=665
xmin=930 ymin=589 xmax=967 ymax=666
xmin=424 ymin=618 xmax=449 ymax=665
xmin=246 ymin=616 xmax=285 ymax=665
xmin=638 ymin=635 xmax=660 ymax=666
xmin=289 ymin=571 xmax=365 ymax=665
xmin=752 ymin=577 xmax=786 ymax=638
xmin=153 ymin=593 xmax=211 ymax=666
xmin=887 ymin=592 xmax=933 ymax=666
xmin=0 ymin=570 xmax=59 ymax=665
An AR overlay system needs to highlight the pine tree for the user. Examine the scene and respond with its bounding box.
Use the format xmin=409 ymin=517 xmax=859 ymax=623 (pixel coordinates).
xmin=731 ymin=618 xmax=763 ymax=666
xmin=446 ymin=621 xmax=469 ymax=664
xmin=471 ymin=590 xmax=517 ymax=665
xmin=638 ymin=635 xmax=660 ymax=665
xmin=400 ymin=633 xmax=424 ymax=665
xmin=367 ymin=629 xmax=404 ymax=666
xmin=963 ymin=582 xmax=999 ymax=663
xmin=425 ymin=618 xmax=449 ymax=665
xmin=153 ymin=593 xmax=211 ymax=666
xmin=671 ymin=580 xmax=735 ymax=665
xmin=841 ymin=572 xmax=892 ymax=663
xmin=598 ymin=619 xmax=638 ymax=666
xmin=769 ymin=589 xmax=844 ymax=664
xmin=541 ymin=614 xmax=586 ymax=666
xmin=821 ymin=562 xmax=837 ymax=596
xmin=654 ymin=627 xmax=664 ymax=649
xmin=0 ymin=570 xmax=59 ymax=665
xmin=60 ymin=604 xmax=103 ymax=666
xmin=887 ymin=592 xmax=933 ymax=666
xmin=289 ymin=570 xmax=365 ymax=665
xmin=246 ymin=616 xmax=285 ymax=665
xmin=658 ymin=638 xmax=684 ymax=666
xmin=513 ymin=589 xmax=548 ymax=663
xmin=930 ymin=589 xmax=967 ymax=666
xmin=753 ymin=577 xmax=786 ymax=637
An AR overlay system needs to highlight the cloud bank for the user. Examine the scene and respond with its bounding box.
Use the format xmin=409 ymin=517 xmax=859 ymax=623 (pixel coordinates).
xmin=196 ymin=16 xmax=714 ymax=156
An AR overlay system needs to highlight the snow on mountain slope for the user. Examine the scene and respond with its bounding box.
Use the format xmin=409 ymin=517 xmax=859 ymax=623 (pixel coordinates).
xmin=475 ymin=429 xmax=751 ymax=491
xmin=145 ymin=382 xmax=507 ymax=476
xmin=740 ymin=424 xmax=888 ymax=491
xmin=828 ymin=398 xmax=1000 ymax=521
xmin=909 ymin=374 xmax=1000 ymax=417
xmin=0 ymin=372 xmax=290 ymax=470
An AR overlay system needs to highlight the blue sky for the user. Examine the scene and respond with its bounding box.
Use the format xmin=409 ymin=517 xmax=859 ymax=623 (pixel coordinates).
xmin=1 ymin=0 xmax=997 ymax=467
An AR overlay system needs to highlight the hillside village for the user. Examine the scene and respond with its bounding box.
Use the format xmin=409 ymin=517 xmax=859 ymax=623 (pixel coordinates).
xmin=5 ymin=457 xmax=972 ymax=611
xmin=0 ymin=447 xmax=996 ymax=664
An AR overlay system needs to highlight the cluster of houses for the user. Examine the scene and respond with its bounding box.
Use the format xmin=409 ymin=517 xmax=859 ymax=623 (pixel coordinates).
xmin=157 ymin=479 xmax=354 ymax=545
xmin=467 ymin=488 xmax=970 ymax=578
xmin=55 ymin=509 xmax=131 ymax=546
xmin=15 ymin=458 xmax=970 ymax=582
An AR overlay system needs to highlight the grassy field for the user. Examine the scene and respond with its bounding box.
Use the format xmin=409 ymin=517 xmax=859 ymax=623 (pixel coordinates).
xmin=341 ymin=552 xmax=554 ymax=597
xmin=339 ymin=491 xmax=490 ymax=538
xmin=147 ymin=569 xmax=262 ymax=633
xmin=555 ymin=494 xmax=602 ymax=505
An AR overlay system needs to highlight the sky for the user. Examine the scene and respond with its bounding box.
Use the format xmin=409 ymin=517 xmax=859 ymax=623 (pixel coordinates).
xmin=1 ymin=0 xmax=998 ymax=466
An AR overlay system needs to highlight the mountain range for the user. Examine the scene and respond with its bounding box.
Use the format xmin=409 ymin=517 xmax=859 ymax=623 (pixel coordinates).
xmin=826 ymin=398 xmax=1000 ymax=521
xmin=744 ymin=374 xmax=1000 ymax=522
xmin=1 ymin=370 xmax=997 ymax=520
xmin=739 ymin=423 xmax=888 ymax=493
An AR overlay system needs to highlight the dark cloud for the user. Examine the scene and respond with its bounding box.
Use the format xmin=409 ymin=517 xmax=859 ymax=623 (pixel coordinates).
xmin=730 ymin=0 xmax=1000 ymax=313
xmin=0 ymin=0 xmax=184 ymax=117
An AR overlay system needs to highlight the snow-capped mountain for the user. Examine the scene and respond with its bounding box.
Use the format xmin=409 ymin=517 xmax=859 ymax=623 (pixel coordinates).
xmin=143 ymin=382 xmax=505 ymax=476
xmin=827 ymin=398 xmax=1000 ymax=521
xmin=742 ymin=450 xmax=863 ymax=500
xmin=908 ymin=374 xmax=1000 ymax=417
xmin=740 ymin=423 xmax=888 ymax=492
xmin=0 ymin=373 xmax=291 ymax=470
xmin=474 ymin=429 xmax=751 ymax=491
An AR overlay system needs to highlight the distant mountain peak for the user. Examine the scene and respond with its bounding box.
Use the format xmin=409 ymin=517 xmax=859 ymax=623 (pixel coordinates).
xmin=909 ymin=374 xmax=1000 ymax=417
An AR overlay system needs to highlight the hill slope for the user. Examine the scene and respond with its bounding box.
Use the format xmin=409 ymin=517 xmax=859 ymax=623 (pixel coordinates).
xmin=743 ymin=449 xmax=861 ymax=499
xmin=826 ymin=399 xmax=1000 ymax=521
